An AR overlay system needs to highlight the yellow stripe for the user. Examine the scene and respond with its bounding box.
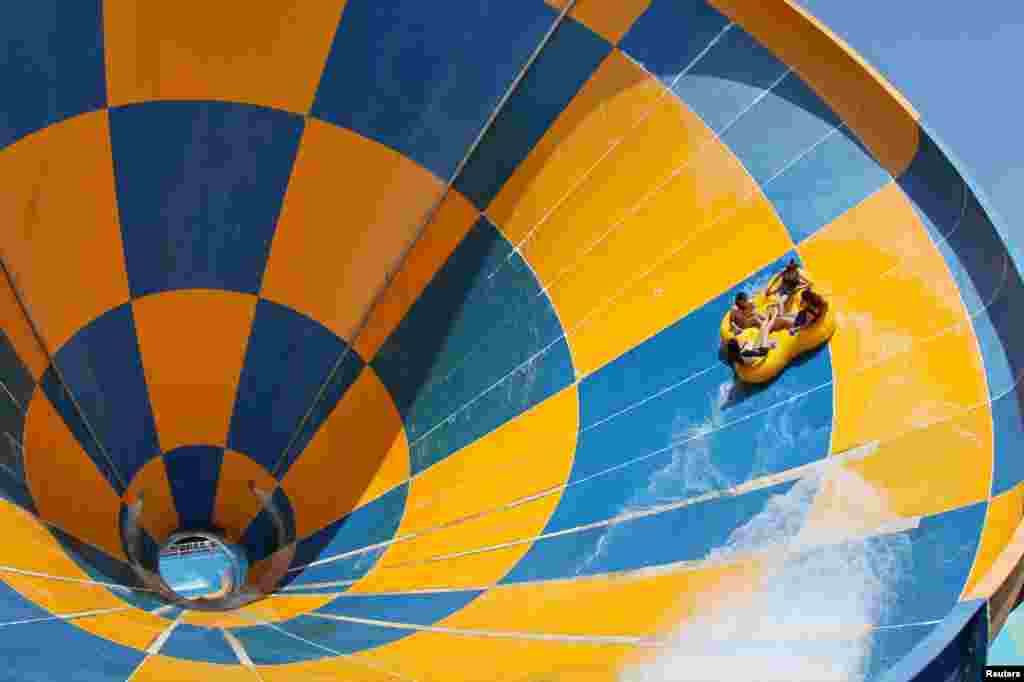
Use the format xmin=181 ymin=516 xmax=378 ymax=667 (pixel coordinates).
xmin=546 ymin=0 xmax=652 ymax=44
xmin=282 ymin=366 xmax=409 ymax=540
xmin=799 ymin=183 xmax=990 ymax=452
xmin=962 ymin=485 xmax=1024 ymax=597
xmin=0 ymin=499 xmax=105 ymax=577
xmin=709 ymin=0 xmax=920 ymax=176
xmin=132 ymin=656 xmax=257 ymax=681
xmin=0 ymin=513 xmax=168 ymax=655
xmin=73 ymin=609 xmax=170 ymax=652
xmin=356 ymin=190 xmax=480 ymax=360
xmin=437 ymin=558 xmax=763 ymax=637
xmin=123 ymin=456 xmax=180 ymax=545
xmin=257 ymin=656 xmax=404 ymax=682
xmin=838 ymin=406 xmax=991 ymax=519
xmin=349 ymin=386 xmax=577 ymax=592
xmin=212 ymin=450 xmax=278 ymax=544
xmin=488 ymin=49 xmax=791 ymax=377
xmin=181 ymin=594 xmax=336 ymax=628
xmin=488 ymin=51 xmax=664 ymax=246
xmin=359 ymin=631 xmax=634 ymax=682
xmin=23 ymin=392 xmax=126 ymax=560
xmin=103 ymin=0 xmax=349 ymax=112
xmin=566 ymin=196 xmax=792 ymax=377
xmin=350 ymin=546 xmax=530 ymax=593
xmin=0 ymin=572 xmax=166 ymax=650
xmin=0 ymin=274 xmax=47 ymax=380
xmin=132 ymin=290 xmax=257 ymax=453
xmin=262 ymin=120 xmax=445 ymax=344
xmin=514 ymin=86 xmax=717 ymax=296
xmin=0 ymin=111 xmax=129 ymax=353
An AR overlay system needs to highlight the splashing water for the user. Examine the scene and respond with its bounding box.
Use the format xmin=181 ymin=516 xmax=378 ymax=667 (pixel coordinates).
xmin=620 ymin=467 xmax=912 ymax=682
xmin=573 ymin=384 xmax=735 ymax=576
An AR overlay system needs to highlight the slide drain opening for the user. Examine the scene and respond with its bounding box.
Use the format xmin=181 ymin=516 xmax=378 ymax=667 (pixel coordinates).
xmin=158 ymin=531 xmax=249 ymax=603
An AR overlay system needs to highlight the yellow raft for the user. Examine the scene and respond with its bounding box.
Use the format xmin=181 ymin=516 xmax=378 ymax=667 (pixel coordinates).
xmin=719 ymin=269 xmax=837 ymax=384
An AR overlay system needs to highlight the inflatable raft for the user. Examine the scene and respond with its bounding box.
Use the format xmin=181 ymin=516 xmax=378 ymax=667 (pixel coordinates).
xmin=719 ymin=269 xmax=837 ymax=384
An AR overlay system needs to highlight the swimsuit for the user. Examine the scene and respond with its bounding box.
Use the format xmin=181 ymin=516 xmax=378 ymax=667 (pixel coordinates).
xmin=795 ymin=303 xmax=823 ymax=328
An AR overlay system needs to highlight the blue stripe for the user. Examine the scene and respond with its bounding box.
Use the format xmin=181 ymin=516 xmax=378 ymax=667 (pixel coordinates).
xmin=932 ymin=192 xmax=1005 ymax=318
xmin=0 ymin=613 xmax=144 ymax=680
xmin=229 ymin=299 xmax=359 ymax=474
xmin=619 ymin=0 xmax=730 ymax=86
xmin=160 ymin=624 xmax=237 ymax=664
xmin=501 ymin=480 xmax=800 ymax=583
xmin=42 ymin=303 xmax=159 ymax=492
xmin=877 ymin=600 xmax=987 ymax=682
xmin=454 ymin=17 xmax=611 ymax=210
xmin=311 ymin=0 xmax=557 ymax=180
xmin=277 ymin=615 xmax=415 ymax=655
xmin=229 ymin=623 xmax=331 ymax=664
xmin=873 ymin=503 xmax=986 ymax=628
xmin=0 ymin=0 xmax=106 ymax=150
xmin=0 ymin=578 xmax=51 ymax=623
xmin=241 ymin=486 xmax=296 ymax=564
xmin=0 ymin=467 xmax=33 ymax=513
xmin=372 ymin=217 xmax=573 ymax=475
xmin=315 ymin=590 xmax=483 ymax=625
xmin=568 ymin=253 xmax=831 ymax=528
xmin=0 ymin=393 xmax=27 ymax=493
xmin=286 ymin=483 xmax=407 ymax=588
xmin=897 ymin=130 xmax=1024 ymax=495
xmin=0 ymin=332 xmax=34 ymax=411
xmin=864 ymin=623 xmax=939 ymax=681
xmin=767 ymin=129 xmax=889 ymax=244
xmin=896 ymin=132 xmax=969 ymax=243
xmin=578 ymin=253 xmax=800 ymax=431
xmin=109 ymin=101 xmax=304 ymax=298
xmin=991 ymin=392 xmax=1024 ymax=496
xmin=163 ymin=445 xmax=224 ymax=532
xmin=556 ymin=369 xmax=831 ymax=532
xmin=0 ymin=333 xmax=32 ymax=508
xmin=275 ymin=354 xmax=365 ymax=479
xmin=49 ymin=526 xmax=148 ymax=595
xmin=670 ymin=27 xmax=788 ymax=134
xmin=718 ymin=74 xmax=842 ymax=186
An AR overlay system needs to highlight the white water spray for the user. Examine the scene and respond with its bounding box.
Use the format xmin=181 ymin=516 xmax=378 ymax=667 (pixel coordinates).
xmin=620 ymin=466 xmax=911 ymax=682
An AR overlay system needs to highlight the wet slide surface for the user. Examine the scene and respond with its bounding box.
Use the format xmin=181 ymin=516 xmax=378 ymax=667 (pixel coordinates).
xmin=0 ymin=1 xmax=1021 ymax=680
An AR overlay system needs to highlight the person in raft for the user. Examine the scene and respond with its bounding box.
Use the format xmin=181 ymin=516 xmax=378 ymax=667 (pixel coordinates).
xmin=789 ymin=288 xmax=828 ymax=335
xmin=729 ymin=291 xmax=765 ymax=334
xmin=730 ymin=291 xmax=794 ymax=335
xmin=726 ymin=305 xmax=784 ymax=364
xmin=765 ymin=260 xmax=811 ymax=313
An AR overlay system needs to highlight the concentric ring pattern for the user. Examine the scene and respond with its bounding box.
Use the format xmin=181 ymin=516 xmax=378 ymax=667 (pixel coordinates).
xmin=0 ymin=1 xmax=1022 ymax=680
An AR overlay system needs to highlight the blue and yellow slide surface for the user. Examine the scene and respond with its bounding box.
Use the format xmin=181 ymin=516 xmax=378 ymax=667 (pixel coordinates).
xmin=0 ymin=1 xmax=1021 ymax=679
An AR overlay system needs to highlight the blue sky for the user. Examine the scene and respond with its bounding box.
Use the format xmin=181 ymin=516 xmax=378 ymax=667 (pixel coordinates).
xmin=796 ymin=1 xmax=1024 ymax=238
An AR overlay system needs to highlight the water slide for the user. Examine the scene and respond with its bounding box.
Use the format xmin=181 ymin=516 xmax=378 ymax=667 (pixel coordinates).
xmin=1 ymin=1 xmax=1021 ymax=680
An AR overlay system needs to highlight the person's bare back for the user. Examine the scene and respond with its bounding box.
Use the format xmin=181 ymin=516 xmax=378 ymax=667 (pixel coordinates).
xmin=730 ymin=292 xmax=764 ymax=333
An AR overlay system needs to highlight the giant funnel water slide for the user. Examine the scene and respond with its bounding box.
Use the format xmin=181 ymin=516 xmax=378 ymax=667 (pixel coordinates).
xmin=1 ymin=1 xmax=1022 ymax=680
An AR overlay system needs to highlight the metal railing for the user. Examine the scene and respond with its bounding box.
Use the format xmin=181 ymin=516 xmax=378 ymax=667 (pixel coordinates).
xmin=159 ymin=539 xmax=218 ymax=557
